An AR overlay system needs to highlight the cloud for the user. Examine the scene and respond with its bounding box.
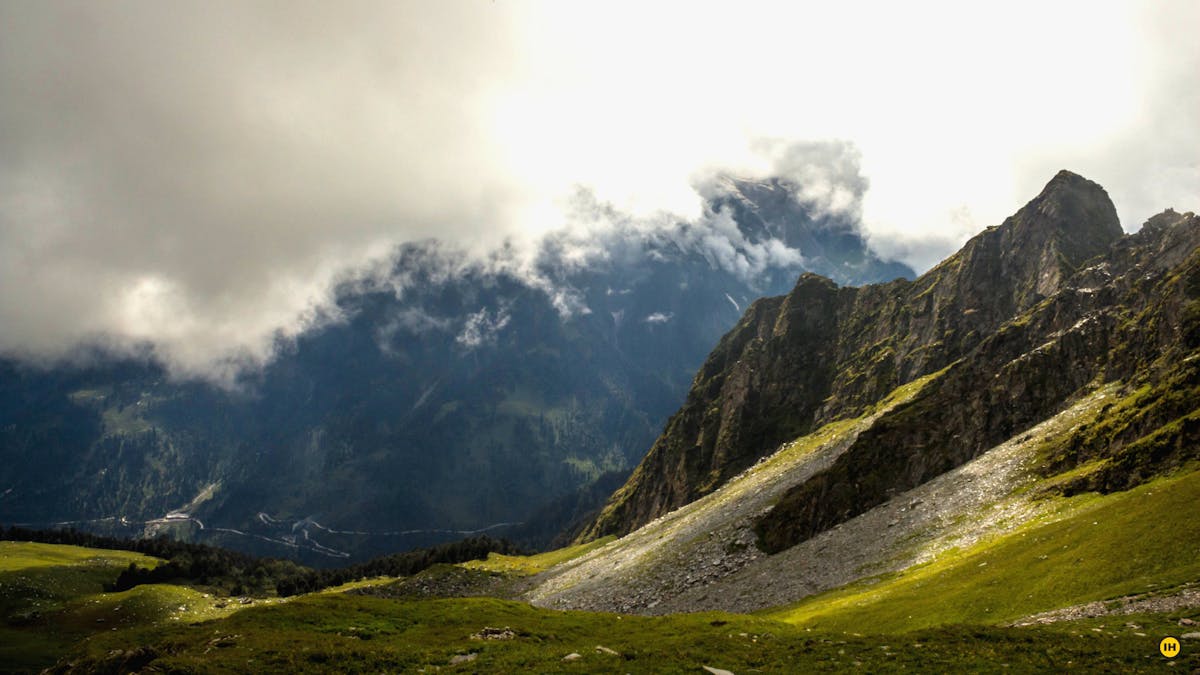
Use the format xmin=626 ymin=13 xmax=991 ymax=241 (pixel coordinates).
xmin=684 ymin=206 xmax=808 ymax=283
xmin=456 ymin=307 xmax=512 ymax=349
xmin=0 ymin=1 xmax=1195 ymax=380
xmin=0 ymin=2 xmax=524 ymax=380
xmin=752 ymin=140 xmax=870 ymax=221
xmin=556 ymin=182 xmax=812 ymax=288
xmin=375 ymin=307 xmax=453 ymax=355
xmin=643 ymin=312 xmax=673 ymax=325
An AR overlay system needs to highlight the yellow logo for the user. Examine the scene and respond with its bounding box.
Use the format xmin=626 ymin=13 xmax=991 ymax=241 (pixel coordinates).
xmin=1160 ymin=636 xmax=1181 ymax=658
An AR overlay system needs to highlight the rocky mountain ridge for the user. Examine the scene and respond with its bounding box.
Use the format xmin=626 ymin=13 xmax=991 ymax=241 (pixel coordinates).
xmin=583 ymin=171 xmax=1196 ymax=547
xmin=533 ymin=172 xmax=1199 ymax=619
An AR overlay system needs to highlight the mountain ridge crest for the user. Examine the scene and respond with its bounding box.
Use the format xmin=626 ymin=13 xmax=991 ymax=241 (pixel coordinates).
xmin=580 ymin=171 xmax=1182 ymax=542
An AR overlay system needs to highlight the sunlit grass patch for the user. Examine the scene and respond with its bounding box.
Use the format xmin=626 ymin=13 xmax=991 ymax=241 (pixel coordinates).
xmin=464 ymin=536 xmax=617 ymax=576
xmin=0 ymin=541 xmax=159 ymax=573
xmin=765 ymin=469 xmax=1200 ymax=632
xmin=0 ymin=542 xmax=163 ymax=621
xmin=57 ymin=593 xmax=1200 ymax=673
xmin=0 ymin=542 xmax=167 ymax=672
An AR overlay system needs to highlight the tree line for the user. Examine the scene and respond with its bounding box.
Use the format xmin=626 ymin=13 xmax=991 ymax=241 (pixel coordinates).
xmin=1 ymin=525 xmax=524 ymax=597
xmin=273 ymin=535 xmax=525 ymax=596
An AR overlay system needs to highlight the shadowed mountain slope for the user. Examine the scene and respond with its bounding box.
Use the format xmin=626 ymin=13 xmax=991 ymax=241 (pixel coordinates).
xmin=584 ymin=171 xmax=1134 ymax=540
xmin=532 ymin=176 xmax=1198 ymax=621
xmin=0 ymin=176 xmax=911 ymax=562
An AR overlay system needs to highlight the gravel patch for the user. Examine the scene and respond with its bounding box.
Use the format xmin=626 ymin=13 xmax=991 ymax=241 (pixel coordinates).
xmin=524 ymin=384 xmax=1117 ymax=616
xmin=1009 ymin=583 xmax=1200 ymax=626
xmin=523 ymin=406 xmax=893 ymax=613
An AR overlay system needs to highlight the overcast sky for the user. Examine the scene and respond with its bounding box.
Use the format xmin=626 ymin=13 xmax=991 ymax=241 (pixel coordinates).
xmin=1 ymin=1 xmax=1197 ymax=380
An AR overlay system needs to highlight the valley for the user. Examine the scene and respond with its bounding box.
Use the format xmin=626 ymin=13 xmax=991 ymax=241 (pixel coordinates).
xmin=2 ymin=172 xmax=1198 ymax=672
xmin=3 ymin=2 xmax=1197 ymax=670
xmin=3 ymin=461 xmax=1197 ymax=672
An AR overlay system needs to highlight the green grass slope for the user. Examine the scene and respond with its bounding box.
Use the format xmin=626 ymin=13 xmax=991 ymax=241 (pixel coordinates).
xmin=0 ymin=542 xmax=164 ymax=672
xmin=4 ymin=529 xmax=1197 ymax=673
xmin=51 ymin=593 xmax=1198 ymax=673
xmin=463 ymin=535 xmax=616 ymax=575
xmin=765 ymin=468 xmax=1200 ymax=633
xmin=0 ymin=542 xmax=251 ymax=673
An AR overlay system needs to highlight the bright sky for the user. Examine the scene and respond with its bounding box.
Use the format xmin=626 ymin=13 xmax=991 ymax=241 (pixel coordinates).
xmin=1 ymin=1 xmax=1196 ymax=379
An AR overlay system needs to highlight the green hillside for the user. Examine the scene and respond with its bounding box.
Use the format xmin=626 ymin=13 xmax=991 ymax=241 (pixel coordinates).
xmin=1 ymin=542 xmax=160 ymax=672
xmin=0 ymin=530 xmax=1189 ymax=673
xmin=0 ymin=542 xmax=260 ymax=673
xmin=42 ymin=592 xmax=1200 ymax=673
xmin=765 ymin=469 xmax=1200 ymax=632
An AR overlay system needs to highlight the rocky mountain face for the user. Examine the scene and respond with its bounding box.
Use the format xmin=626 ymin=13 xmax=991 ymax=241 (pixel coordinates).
xmin=0 ymin=177 xmax=910 ymax=563
xmin=583 ymin=171 xmax=1198 ymax=544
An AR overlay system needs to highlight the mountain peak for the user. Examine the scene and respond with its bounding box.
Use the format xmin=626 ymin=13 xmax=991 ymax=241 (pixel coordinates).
xmin=1047 ymin=168 xmax=1089 ymax=185
xmin=705 ymin=175 xmax=914 ymax=286
xmin=938 ymin=171 xmax=1122 ymax=316
xmin=1020 ymin=170 xmax=1122 ymax=253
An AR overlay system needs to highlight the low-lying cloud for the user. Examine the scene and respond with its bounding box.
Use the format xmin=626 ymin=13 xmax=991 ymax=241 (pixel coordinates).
xmin=456 ymin=307 xmax=512 ymax=349
xmin=0 ymin=1 xmax=1195 ymax=382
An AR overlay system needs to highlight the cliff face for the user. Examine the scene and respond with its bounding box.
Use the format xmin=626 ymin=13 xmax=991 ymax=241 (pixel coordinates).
xmin=756 ymin=207 xmax=1200 ymax=551
xmin=582 ymin=171 xmax=1183 ymax=542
